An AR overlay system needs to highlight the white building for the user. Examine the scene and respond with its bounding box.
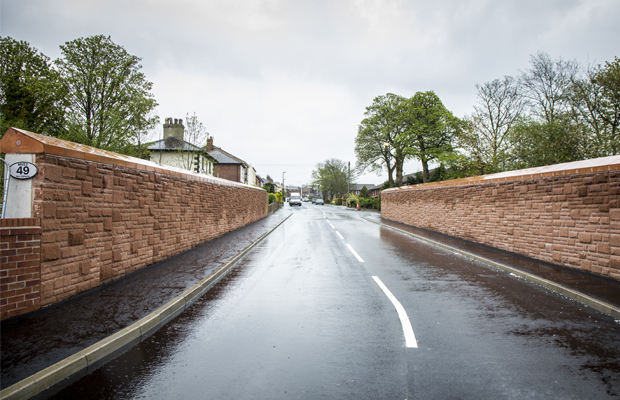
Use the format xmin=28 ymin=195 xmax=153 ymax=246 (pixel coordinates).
xmin=148 ymin=118 xmax=217 ymax=175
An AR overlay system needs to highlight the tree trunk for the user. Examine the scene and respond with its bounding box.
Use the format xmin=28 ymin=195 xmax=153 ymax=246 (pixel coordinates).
xmin=422 ymin=160 xmax=430 ymax=183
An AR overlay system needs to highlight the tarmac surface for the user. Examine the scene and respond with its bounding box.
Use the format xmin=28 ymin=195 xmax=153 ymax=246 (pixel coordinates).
xmin=2 ymin=206 xmax=620 ymax=395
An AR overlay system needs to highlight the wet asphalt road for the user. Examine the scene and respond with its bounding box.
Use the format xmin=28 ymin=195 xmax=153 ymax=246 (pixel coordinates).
xmin=44 ymin=205 xmax=620 ymax=399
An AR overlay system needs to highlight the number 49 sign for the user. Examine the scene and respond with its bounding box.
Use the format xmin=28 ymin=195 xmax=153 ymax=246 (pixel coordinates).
xmin=9 ymin=162 xmax=39 ymax=180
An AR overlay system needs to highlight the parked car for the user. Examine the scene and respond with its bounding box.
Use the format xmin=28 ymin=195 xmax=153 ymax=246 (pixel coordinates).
xmin=315 ymin=199 xmax=324 ymax=205
xmin=303 ymin=197 xmax=309 ymax=202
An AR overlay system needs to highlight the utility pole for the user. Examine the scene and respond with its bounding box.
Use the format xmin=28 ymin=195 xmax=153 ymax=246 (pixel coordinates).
xmin=282 ymin=172 xmax=285 ymax=200
xmin=348 ymin=161 xmax=350 ymax=197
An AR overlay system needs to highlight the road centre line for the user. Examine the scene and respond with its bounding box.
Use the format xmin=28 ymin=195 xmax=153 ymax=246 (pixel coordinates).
xmin=346 ymin=244 xmax=365 ymax=263
xmin=372 ymin=276 xmax=418 ymax=349
xmin=336 ymin=231 xmax=344 ymax=240
xmin=329 ymin=223 xmax=335 ymax=229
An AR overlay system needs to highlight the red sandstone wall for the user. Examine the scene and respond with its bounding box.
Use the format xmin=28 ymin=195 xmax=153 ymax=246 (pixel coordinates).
xmin=382 ymin=171 xmax=620 ymax=280
xmin=1 ymin=153 xmax=267 ymax=320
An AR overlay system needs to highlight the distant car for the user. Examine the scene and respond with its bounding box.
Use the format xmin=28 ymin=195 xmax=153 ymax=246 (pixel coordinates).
xmin=289 ymin=193 xmax=302 ymax=206
xmin=311 ymin=198 xmax=316 ymax=204
xmin=315 ymin=199 xmax=324 ymax=205
xmin=303 ymin=197 xmax=309 ymax=202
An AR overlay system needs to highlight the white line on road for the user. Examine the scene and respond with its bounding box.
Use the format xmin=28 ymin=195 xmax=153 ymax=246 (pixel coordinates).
xmin=346 ymin=244 xmax=364 ymax=263
xmin=335 ymin=231 xmax=344 ymax=240
xmin=372 ymin=276 xmax=418 ymax=349
xmin=329 ymin=223 xmax=335 ymax=229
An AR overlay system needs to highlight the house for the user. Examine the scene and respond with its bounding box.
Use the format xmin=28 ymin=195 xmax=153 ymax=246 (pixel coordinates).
xmin=367 ymin=184 xmax=381 ymax=198
xmin=350 ymin=183 xmax=381 ymax=198
xmin=207 ymin=140 xmax=256 ymax=186
xmin=148 ymin=118 xmax=217 ymax=175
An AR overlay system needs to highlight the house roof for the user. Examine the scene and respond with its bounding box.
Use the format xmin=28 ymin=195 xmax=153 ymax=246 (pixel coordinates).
xmin=147 ymin=137 xmax=217 ymax=163
xmin=208 ymin=146 xmax=249 ymax=166
xmin=351 ymin=183 xmax=380 ymax=191
xmin=147 ymin=137 xmax=202 ymax=152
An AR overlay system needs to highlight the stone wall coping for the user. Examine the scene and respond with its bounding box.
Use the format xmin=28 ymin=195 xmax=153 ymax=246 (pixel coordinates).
xmin=384 ymin=155 xmax=620 ymax=193
xmin=0 ymin=127 xmax=264 ymax=192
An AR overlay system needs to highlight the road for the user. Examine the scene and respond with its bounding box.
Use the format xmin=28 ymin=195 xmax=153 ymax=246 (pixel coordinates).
xmin=50 ymin=204 xmax=620 ymax=399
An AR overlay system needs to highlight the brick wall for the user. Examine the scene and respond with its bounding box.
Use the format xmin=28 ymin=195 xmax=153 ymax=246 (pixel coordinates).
xmin=0 ymin=219 xmax=42 ymax=319
xmin=382 ymin=170 xmax=620 ymax=280
xmin=215 ymin=164 xmax=240 ymax=182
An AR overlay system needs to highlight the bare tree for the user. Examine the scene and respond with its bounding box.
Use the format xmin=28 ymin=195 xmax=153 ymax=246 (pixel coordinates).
xmin=461 ymin=76 xmax=525 ymax=173
xmin=519 ymin=51 xmax=580 ymax=124
xmin=177 ymin=112 xmax=210 ymax=171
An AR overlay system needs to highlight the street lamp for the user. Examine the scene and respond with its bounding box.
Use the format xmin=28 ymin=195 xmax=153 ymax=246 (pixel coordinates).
xmin=282 ymin=171 xmax=285 ymax=201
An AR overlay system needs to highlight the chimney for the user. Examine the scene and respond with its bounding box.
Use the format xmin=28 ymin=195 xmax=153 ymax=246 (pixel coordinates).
xmin=163 ymin=117 xmax=185 ymax=141
xmin=206 ymin=137 xmax=214 ymax=152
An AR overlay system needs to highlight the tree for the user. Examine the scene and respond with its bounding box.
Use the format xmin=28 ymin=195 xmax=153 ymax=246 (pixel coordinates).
xmin=55 ymin=35 xmax=158 ymax=155
xmin=569 ymin=57 xmax=620 ymax=156
xmin=507 ymin=116 xmax=586 ymax=169
xmin=262 ymin=182 xmax=275 ymax=193
xmin=174 ymin=112 xmax=210 ymax=171
xmin=359 ymin=185 xmax=370 ymax=199
xmin=311 ymin=158 xmax=350 ymax=200
xmin=400 ymin=91 xmax=461 ymax=182
xmin=460 ymin=77 xmax=524 ymax=174
xmin=355 ymin=93 xmax=409 ymax=187
xmin=0 ymin=37 xmax=66 ymax=136
xmin=509 ymin=52 xmax=589 ymax=169
xmin=519 ymin=51 xmax=580 ymax=125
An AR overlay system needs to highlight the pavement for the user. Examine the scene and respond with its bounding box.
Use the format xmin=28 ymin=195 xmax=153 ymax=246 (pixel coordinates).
xmin=2 ymin=205 xmax=620 ymax=399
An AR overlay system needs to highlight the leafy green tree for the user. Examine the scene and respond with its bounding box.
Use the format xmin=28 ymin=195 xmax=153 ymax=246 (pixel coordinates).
xmin=262 ymin=182 xmax=275 ymax=193
xmin=400 ymin=91 xmax=461 ymax=182
xmin=0 ymin=37 xmax=66 ymax=136
xmin=56 ymin=35 xmax=158 ymax=156
xmin=359 ymin=185 xmax=370 ymax=199
xmin=355 ymin=93 xmax=409 ymax=187
xmin=312 ymin=158 xmax=350 ymax=200
xmin=507 ymin=115 xmax=587 ymax=169
xmin=570 ymin=57 xmax=620 ymax=156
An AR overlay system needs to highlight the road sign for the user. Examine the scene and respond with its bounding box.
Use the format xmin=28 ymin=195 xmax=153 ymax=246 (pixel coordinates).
xmin=9 ymin=162 xmax=38 ymax=180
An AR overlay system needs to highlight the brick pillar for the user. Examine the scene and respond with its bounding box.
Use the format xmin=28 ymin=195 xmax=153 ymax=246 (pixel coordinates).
xmin=0 ymin=218 xmax=42 ymax=320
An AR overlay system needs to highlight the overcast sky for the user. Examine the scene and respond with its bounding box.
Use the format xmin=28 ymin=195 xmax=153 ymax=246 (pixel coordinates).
xmin=2 ymin=0 xmax=619 ymax=186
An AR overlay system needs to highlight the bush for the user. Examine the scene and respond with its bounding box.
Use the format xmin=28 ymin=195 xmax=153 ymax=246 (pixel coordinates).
xmin=332 ymin=197 xmax=344 ymax=205
xmin=268 ymin=193 xmax=276 ymax=204
xmin=346 ymin=194 xmax=359 ymax=207
xmin=360 ymin=198 xmax=374 ymax=209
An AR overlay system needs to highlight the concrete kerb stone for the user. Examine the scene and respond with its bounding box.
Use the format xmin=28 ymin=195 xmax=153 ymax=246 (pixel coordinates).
xmin=363 ymin=217 xmax=620 ymax=321
xmin=0 ymin=213 xmax=292 ymax=400
xmin=0 ymin=353 xmax=88 ymax=400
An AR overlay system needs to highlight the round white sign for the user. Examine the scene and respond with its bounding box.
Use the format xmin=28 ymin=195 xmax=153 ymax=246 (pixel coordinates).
xmin=9 ymin=162 xmax=39 ymax=180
